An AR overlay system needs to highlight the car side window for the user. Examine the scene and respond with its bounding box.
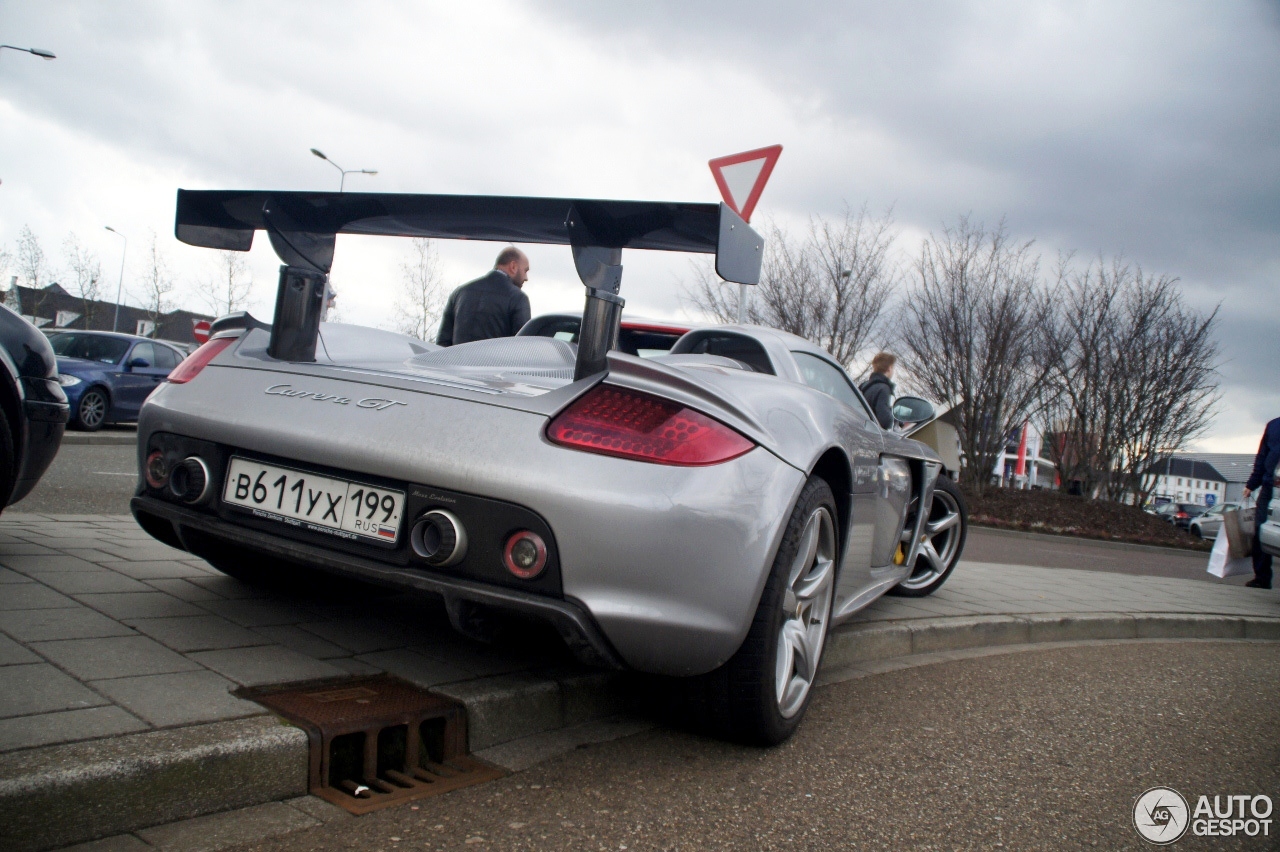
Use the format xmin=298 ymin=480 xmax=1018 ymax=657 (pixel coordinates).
xmin=153 ymin=345 xmax=180 ymax=370
xmin=791 ymin=352 xmax=872 ymax=417
xmin=130 ymin=342 xmax=155 ymax=367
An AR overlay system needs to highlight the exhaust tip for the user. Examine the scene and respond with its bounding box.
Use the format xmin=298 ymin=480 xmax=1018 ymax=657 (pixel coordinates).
xmin=168 ymin=456 xmax=211 ymax=504
xmin=411 ymin=510 xmax=467 ymax=567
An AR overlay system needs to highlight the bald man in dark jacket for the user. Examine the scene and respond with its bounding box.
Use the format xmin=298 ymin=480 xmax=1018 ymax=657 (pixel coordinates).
xmin=436 ymin=247 xmax=531 ymax=346
xmin=1242 ymin=416 xmax=1280 ymax=589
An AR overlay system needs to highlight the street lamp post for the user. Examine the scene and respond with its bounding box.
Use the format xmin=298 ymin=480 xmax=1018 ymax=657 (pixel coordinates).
xmin=104 ymin=227 xmax=127 ymax=332
xmin=309 ymin=148 xmax=377 ymax=192
xmin=0 ymin=45 xmax=56 ymax=60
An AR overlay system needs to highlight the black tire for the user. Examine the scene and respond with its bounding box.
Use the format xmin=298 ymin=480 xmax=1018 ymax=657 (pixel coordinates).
xmin=678 ymin=476 xmax=839 ymax=746
xmin=887 ymin=475 xmax=967 ymax=598
xmin=0 ymin=410 xmax=15 ymax=509
xmin=74 ymin=388 xmax=109 ymax=432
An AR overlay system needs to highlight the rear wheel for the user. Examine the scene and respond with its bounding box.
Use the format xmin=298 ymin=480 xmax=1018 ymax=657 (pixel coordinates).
xmin=888 ymin=475 xmax=967 ymax=597
xmin=74 ymin=388 xmax=108 ymax=431
xmin=680 ymin=476 xmax=838 ymax=745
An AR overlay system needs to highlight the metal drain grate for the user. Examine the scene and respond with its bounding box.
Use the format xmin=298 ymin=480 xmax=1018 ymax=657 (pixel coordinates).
xmin=240 ymin=675 xmax=504 ymax=814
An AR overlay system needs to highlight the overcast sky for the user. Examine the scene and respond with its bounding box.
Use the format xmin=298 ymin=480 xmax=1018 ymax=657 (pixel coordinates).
xmin=1 ymin=0 xmax=1276 ymax=452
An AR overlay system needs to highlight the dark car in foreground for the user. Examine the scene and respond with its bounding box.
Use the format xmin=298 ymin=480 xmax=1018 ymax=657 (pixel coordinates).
xmin=51 ymin=332 xmax=187 ymax=431
xmin=0 ymin=304 xmax=68 ymax=511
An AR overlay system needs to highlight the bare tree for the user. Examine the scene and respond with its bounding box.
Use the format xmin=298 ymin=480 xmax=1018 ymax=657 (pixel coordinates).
xmin=1039 ymin=257 xmax=1220 ymax=503
xmin=896 ymin=216 xmax=1053 ymax=495
xmin=62 ymin=233 xmax=103 ymax=330
xmin=132 ymin=231 xmax=176 ymax=337
xmin=685 ymin=206 xmax=898 ymax=366
xmin=15 ymin=225 xmax=52 ymax=321
xmin=393 ymin=238 xmax=446 ymax=341
xmin=200 ymin=250 xmax=253 ymax=317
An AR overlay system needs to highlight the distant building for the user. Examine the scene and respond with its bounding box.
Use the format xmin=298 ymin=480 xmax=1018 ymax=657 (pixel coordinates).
xmin=1142 ymin=457 xmax=1228 ymax=507
xmin=2 ymin=280 xmax=212 ymax=347
xmin=1176 ymin=453 xmax=1255 ymax=504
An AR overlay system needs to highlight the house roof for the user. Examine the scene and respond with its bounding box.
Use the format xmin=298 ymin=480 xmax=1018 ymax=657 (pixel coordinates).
xmin=1178 ymin=453 xmax=1257 ymax=484
xmin=1145 ymin=457 xmax=1228 ymax=482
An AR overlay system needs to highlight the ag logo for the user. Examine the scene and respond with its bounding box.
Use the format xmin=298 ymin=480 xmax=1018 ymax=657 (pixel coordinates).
xmin=1134 ymin=786 xmax=1190 ymax=844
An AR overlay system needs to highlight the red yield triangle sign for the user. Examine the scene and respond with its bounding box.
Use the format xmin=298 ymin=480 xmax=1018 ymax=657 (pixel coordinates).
xmin=708 ymin=145 xmax=782 ymax=223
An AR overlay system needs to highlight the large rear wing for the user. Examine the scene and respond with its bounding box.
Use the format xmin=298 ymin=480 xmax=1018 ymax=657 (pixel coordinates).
xmin=174 ymin=190 xmax=763 ymax=377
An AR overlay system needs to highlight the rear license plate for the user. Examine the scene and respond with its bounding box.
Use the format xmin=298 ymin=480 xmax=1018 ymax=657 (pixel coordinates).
xmin=222 ymin=457 xmax=404 ymax=544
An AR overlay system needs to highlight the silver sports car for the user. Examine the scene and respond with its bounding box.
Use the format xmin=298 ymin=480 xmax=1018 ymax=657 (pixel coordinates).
xmin=132 ymin=189 xmax=967 ymax=744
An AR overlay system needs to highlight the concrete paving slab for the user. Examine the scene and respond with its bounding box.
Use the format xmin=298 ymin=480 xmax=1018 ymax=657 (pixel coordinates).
xmin=141 ymin=577 xmax=228 ymax=602
xmin=31 ymin=635 xmax=203 ymax=681
xmin=33 ymin=570 xmax=154 ymax=595
xmin=0 ymin=553 xmax=102 ymax=574
xmin=0 ymin=584 xmax=78 ymax=611
xmin=0 ymin=633 xmax=39 ymax=666
xmin=249 ymin=624 xmax=352 ymax=659
xmin=127 ymin=614 xmax=270 ymax=653
xmin=89 ymin=670 xmax=264 ymax=727
xmin=0 ymin=705 xmax=148 ymax=752
xmin=0 ymin=605 xmax=136 ymax=642
xmin=295 ymin=618 xmax=409 ymax=654
xmin=189 ymin=645 xmax=348 ymax=687
xmin=91 ymin=560 xmax=213 ymax=580
xmin=0 ymin=664 xmax=109 ymax=718
xmin=73 ymin=591 xmax=208 ymax=620
xmin=185 ymin=574 xmax=274 ymax=599
xmin=356 ymin=648 xmax=473 ymax=688
xmin=62 ymin=833 xmax=153 ymax=851
xmin=0 ymin=566 xmax=32 ymax=583
xmin=194 ymin=598 xmax=321 ymax=627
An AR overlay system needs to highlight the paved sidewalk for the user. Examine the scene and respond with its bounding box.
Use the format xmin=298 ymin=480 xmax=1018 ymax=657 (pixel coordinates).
xmin=0 ymin=513 xmax=1276 ymax=850
xmin=1 ymin=513 xmax=1276 ymax=756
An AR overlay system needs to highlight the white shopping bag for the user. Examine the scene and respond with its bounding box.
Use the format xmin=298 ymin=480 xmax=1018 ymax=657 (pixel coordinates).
xmin=1207 ymin=526 xmax=1252 ymax=579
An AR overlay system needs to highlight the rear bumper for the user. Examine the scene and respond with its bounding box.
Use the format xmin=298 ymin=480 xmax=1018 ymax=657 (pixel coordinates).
xmin=8 ymin=400 xmax=68 ymax=507
xmin=131 ymin=495 xmax=626 ymax=670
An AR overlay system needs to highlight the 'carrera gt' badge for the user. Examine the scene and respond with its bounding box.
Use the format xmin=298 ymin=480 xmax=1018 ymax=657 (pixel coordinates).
xmin=264 ymin=384 xmax=407 ymax=411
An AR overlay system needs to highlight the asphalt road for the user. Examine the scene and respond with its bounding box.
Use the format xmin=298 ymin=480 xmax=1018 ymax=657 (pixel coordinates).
xmin=12 ymin=441 xmax=138 ymax=515
xmin=228 ymin=642 xmax=1280 ymax=852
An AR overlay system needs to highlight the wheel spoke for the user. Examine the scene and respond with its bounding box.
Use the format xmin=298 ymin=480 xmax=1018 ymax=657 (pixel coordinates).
xmin=774 ymin=622 xmax=796 ymax=702
xmin=788 ymin=517 xmax=819 ymax=588
xmin=793 ymin=556 xmax=833 ymax=602
xmin=919 ymin=539 xmax=946 ymax=576
xmin=927 ymin=510 xmax=960 ymax=536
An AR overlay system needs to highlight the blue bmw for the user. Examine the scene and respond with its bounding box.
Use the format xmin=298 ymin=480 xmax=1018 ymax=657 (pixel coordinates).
xmin=51 ymin=332 xmax=187 ymax=431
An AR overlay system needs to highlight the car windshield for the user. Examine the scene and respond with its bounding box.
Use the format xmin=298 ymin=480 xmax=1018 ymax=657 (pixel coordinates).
xmin=51 ymin=333 xmax=130 ymax=364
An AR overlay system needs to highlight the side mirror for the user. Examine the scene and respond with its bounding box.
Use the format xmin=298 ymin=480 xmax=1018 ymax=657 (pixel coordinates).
xmin=892 ymin=396 xmax=935 ymax=425
xmin=127 ymin=358 xmax=151 ymax=370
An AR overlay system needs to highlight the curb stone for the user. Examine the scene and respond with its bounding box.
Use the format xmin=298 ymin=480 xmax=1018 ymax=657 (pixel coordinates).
xmin=5 ymin=613 xmax=1279 ymax=851
xmin=0 ymin=717 xmax=306 ymax=852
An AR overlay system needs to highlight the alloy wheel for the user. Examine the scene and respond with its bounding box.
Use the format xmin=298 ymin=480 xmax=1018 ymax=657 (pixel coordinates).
xmin=898 ymin=487 xmax=963 ymax=591
xmin=775 ymin=505 xmax=836 ymax=718
xmin=78 ymin=391 xmax=107 ymax=430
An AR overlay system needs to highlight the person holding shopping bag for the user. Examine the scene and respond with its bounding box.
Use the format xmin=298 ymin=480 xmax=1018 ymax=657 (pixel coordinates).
xmin=1241 ymin=416 xmax=1280 ymax=589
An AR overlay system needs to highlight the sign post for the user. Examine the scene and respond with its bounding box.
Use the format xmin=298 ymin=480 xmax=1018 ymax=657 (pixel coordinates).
xmin=709 ymin=145 xmax=782 ymax=324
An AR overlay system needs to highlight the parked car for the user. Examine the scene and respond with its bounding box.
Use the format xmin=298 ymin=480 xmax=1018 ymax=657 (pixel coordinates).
xmin=519 ymin=314 xmax=693 ymax=358
xmin=1258 ymin=500 xmax=1280 ymax=559
xmin=1187 ymin=502 xmax=1240 ymax=539
xmin=0 ymin=304 xmax=69 ymax=511
xmin=51 ymin=332 xmax=188 ymax=431
xmin=134 ymin=187 xmax=968 ymax=746
xmin=1155 ymin=502 xmax=1209 ymax=530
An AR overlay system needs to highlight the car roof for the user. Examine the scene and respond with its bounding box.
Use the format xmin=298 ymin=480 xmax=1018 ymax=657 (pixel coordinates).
xmin=53 ymin=330 xmax=182 ymax=347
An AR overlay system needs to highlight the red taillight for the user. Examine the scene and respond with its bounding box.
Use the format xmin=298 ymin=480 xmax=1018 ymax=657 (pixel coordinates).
xmin=167 ymin=336 xmax=235 ymax=384
xmin=546 ymin=384 xmax=754 ymax=466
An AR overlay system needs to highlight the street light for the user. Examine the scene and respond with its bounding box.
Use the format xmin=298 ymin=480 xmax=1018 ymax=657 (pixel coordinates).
xmin=104 ymin=227 xmax=127 ymax=333
xmin=309 ymin=148 xmax=377 ymax=192
xmin=0 ymin=46 xmax=56 ymax=60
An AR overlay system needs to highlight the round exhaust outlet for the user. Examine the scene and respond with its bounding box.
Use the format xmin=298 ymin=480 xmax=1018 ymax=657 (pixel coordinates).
xmin=411 ymin=509 xmax=467 ymax=567
xmin=168 ymin=456 xmax=211 ymax=504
